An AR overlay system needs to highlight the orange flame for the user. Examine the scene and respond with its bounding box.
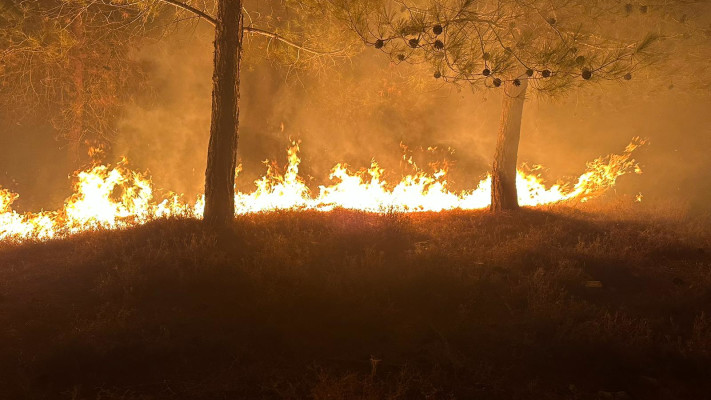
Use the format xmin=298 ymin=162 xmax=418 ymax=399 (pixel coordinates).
xmin=0 ymin=138 xmax=645 ymax=242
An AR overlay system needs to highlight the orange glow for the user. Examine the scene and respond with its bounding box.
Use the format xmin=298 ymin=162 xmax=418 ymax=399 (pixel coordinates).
xmin=0 ymin=138 xmax=645 ymax=242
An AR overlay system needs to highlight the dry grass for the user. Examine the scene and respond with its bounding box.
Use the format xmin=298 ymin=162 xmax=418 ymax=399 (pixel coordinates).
xmin=0 ymin=201 xmax=710 ymax=399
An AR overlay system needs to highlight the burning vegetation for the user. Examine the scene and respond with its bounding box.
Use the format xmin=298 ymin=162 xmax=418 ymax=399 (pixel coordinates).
xmin=0 ymin=138 xmax=644 ymax=242
xmin=1 ymin=0 xmax=711 ymax=397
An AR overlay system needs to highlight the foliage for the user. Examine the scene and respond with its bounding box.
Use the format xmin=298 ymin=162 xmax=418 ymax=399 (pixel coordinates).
xmin=0 ymin=0 xmax=164 ymax=149
xmin=0 ymin=0 xmax=361 ymax=153
xmin=327 ymin=0 xmax=702 ymax=95
xmin=240 ymin=0 xmax=361 ymax=72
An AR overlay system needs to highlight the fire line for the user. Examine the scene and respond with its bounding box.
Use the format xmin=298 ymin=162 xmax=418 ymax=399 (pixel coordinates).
xmin=0 ymin=138 xmax=645 ymax=242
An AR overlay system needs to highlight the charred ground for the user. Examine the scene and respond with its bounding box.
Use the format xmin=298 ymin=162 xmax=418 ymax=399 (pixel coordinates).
xmin=1 ymin=203 xmax=710 ymax=399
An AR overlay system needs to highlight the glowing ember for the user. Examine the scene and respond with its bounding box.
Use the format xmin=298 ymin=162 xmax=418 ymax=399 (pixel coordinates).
xmin=0 ymin=138 xmax=645 ymax=242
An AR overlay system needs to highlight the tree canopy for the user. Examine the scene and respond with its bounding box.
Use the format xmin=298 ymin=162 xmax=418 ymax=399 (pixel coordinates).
xmin=0 ymin=0 xmax=354 ymax=157
xmin=0 ymin=0 xmax=163 ymax=149
xmin=331 ymin=0 xmax=700 ymax=95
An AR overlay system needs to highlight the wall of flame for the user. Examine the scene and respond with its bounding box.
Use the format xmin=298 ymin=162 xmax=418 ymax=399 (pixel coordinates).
xmin=0 ymin=138 xmax=644 ymax=242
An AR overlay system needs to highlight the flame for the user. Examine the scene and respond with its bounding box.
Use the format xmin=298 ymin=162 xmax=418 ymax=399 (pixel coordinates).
xmin=0 ymin=138 xmax=645 ymax=242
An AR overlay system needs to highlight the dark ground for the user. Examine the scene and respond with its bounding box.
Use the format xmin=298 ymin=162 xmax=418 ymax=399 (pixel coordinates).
xmin=1 ymin=202 xmax=710 ymax=399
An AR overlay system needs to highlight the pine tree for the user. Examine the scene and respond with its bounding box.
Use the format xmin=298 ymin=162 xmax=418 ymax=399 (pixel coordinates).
xmin=328 ymin=0 xmax=701 ymax=210
xmin=2 ymin=0 xmax=351 ymax=226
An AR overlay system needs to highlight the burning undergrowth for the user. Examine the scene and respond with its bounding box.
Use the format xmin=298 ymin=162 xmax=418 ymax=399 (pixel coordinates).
xmin=0 ymin=137 xmax=645 ymax=242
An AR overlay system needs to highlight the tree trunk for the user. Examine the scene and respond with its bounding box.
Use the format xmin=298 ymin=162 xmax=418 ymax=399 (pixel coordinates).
xmin=491 ymin=79 xmax=528 ymax=212
xmin=203 ymin=0 xmax=243 ymax=226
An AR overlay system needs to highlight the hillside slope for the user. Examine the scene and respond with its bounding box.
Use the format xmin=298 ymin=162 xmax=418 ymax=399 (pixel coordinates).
xmin=1 ymin=204 xmax=710 ymax=399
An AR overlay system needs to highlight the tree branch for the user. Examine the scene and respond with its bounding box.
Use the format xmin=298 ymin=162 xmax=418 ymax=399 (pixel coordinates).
xmin=153 ymin=0 xmax=343 ymax=56
xmin=243 ymin=27 xmax=344 ymax=55
xmin=156 ymin=0 xmax=216 ymax=26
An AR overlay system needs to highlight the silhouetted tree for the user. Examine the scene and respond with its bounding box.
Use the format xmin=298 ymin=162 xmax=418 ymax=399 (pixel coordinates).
xmin=329 ymin=0 xmax=700 ymax=211
xmin=147 ymin=0 xmax=348 ymax=226
xmin=2 ymin=0 xmax=350 ymax=225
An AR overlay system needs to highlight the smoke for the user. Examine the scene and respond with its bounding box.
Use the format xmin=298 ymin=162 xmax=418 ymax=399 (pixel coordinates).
xmin=112 ymin=24 xmax=213 ymax=200
xmin=2 ymin=15 xmax=711 ymax=213
xmin=113 ymin=25 xmax=504 ymax=198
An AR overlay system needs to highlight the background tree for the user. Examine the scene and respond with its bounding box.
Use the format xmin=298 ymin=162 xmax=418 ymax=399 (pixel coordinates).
xmin=0 ymin=0 xmax=160 ymax=165
xmin=328 ymin=0 xmax=701 ymax=211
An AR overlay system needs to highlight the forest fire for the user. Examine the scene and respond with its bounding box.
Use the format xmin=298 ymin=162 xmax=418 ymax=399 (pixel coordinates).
xmin=3 ymin=0 xmax=711 ymax=396
xmin=0 ymin=138 xmax=644 ymax=242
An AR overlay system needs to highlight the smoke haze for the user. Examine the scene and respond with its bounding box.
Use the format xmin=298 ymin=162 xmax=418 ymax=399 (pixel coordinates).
xmin=1 ymin=16 xmax=710 ymax=213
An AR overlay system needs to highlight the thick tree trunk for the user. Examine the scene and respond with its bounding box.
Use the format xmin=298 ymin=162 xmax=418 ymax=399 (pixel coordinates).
xmin=203 ymin=0 xmax=243 ymax=226
xmin=491 ymin=79 xmax=528 ymax=212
